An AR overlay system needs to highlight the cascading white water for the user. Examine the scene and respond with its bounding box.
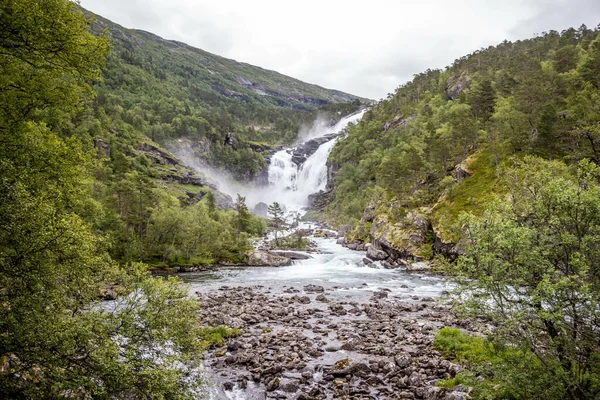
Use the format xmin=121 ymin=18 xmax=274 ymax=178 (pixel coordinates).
xmin=267 ymin=150 xmax=297 ymax=191
xmin=266 ymin=109 xmax=366 ymax=212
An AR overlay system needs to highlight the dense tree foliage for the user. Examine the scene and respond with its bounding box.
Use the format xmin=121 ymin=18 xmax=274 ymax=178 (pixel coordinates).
xmin=326 ymin=25 xmax=600 ymax=243
xmin=0 ymin=1 xmax=238 ymax=397
xmin=322 ymin=24 xmax=600 ymax=399
xmin=444 ymin=158 xmax=600 ymax=399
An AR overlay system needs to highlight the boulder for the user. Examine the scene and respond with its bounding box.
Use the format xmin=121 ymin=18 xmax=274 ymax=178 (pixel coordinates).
xmin=366 ymin=245 xmax=388 ymax=261
xmin=245 ymin=250 xmax=291 ymax=267
xmin=315 ymin=294 xmax=329 ymax=302
xmin=303 ymin=284 xmax=325 ymax=293
xmin=253 ymin=202 xmax=269 ymax=218
xmin=407 ymin=262 xmax=431 ymax=271
xmin=346 ymin=242 xmax=359 ymax=250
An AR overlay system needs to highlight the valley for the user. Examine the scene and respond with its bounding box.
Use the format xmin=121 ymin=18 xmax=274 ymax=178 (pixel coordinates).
xmin=2 ymin=1 xmax=600 ymax=399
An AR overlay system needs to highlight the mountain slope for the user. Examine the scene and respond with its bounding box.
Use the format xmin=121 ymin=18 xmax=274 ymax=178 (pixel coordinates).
xmin=87 ymin=10 xmax=368 ymax=111
xmin=53 ymin=7 xmax=369 ymax=267
xmin=83 ymin=7 xmax=367 ymax=182
xmin=324 ymin=24 xmax=600 ymax=263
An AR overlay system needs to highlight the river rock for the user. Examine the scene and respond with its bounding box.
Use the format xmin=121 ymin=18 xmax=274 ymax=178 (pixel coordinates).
xmin=303 ymin=284 xmax=324 ymax=293
xmin=315 ymin=294 xmax=329 ymax=302
xmin=246 ymin=250 xmax=291 ymax=267
xmin=366 ymin=245 xmax=388 ymax=261
xmin=346 ymin=242 xmax=359 ymax=250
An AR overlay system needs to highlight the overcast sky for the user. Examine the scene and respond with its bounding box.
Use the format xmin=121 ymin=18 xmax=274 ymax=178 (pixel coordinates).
xmin=80 ymin=0 xmax=600 ymax=100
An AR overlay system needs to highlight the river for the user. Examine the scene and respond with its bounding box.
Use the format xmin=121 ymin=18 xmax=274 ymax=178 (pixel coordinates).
xmin=178 ymin=111 xmax=455 ymax=399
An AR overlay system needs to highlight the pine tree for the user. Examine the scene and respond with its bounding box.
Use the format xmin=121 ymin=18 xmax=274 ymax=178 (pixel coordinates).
xmin=268 ymin=202 xmax=285 ymax=247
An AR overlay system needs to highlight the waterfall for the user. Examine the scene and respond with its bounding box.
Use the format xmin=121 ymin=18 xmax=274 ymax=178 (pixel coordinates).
xmin=265 ymin=109 xmax=366 ymax=212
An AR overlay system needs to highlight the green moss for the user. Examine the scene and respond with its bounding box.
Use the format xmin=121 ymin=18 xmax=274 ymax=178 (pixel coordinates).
xmin=432 ymin=150 xmax=502 ymax=242
xmin=434 ymin=327 xmax=490 ymax=365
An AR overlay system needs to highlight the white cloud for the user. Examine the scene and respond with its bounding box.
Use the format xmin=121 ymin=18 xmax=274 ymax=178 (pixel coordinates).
xmin=81 ymin=0 xmax=600 ymax=99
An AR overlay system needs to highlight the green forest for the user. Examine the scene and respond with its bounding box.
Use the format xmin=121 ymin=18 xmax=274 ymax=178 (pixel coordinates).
xmin=326 ymin=24 xmax=600 ymax=246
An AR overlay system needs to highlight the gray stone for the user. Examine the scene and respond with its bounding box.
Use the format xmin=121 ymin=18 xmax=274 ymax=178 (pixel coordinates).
xmin=303 ymin=284 xmax=325 ymax=293
xmin=366 ymin=245 xmax=388 ymax=260
xmin=246 ymin=250 xmax=291 ymax=267
xmin=269 ymin=250 xmax=311 ymax=260
xmin=253 ymin=202 xmax=269 ymax=218
xmin=407 ymin=262 xmax=431 ymax=271
xmin=291 ymin=134 xmax=337 ymax=166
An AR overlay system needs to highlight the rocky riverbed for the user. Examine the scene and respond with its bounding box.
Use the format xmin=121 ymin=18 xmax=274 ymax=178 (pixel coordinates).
xmin=197 ymin=284 xmax=471 ymax=400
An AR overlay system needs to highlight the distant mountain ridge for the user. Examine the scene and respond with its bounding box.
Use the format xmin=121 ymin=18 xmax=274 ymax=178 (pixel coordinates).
xmin=87 ymin=10 xmax=370 ymax=110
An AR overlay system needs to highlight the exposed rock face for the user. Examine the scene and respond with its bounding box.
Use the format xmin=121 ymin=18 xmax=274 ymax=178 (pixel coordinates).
xmin=363 ymin=202 xmax=376 ymax=222
xmin=291 ymin=134 xmax=337 ymax=166
xmin=369 ymin=209 xmax=431 ymax=263
xmin=93 ymin=138 xmax=110 ymax=156
xmin=307 ymin=190 xmax=333 ymax=210
xmin=138 ymin=142 xmax=179 ymax=165
xmin=433 ymin=229 xmax=461 ymax=259
xmin=445 ymin=71 xmax=471 ymax=100
xmin=452 ymin=159 xmax=473 ymax=183
xmin=245 ymin=250 xmax=291 ymax=267
xmin=383 ymin=114 xmax=415 ymax=131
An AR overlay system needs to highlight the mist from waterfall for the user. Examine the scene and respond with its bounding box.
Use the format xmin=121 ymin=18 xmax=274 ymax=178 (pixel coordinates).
xmin=170 ymin=110 xmax=365 ymax=215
